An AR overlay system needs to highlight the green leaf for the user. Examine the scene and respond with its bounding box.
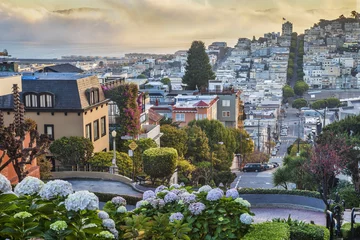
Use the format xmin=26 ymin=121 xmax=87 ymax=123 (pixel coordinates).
xmin=0 ymin=193 xmax=18 ymax=202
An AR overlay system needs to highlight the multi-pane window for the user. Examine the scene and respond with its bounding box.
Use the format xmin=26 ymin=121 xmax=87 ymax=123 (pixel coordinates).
xmin=222 ymin=100 xmax=230 ymax=107
xmin=222 ymin=111 xmax=230 ymax=117
xmin=175 ymin=113 xmax=185 ymax=122
xmin=85 ymin=123 xmax=92 ymax=141
xmin=39 ymin=94 xmax=53 ymax=108
xmin=93 ymin=120 xmax=99 ymax=141
xmin=24 ymin=94 xmax=38 ymax=107
xmin=101 ymin=116 xmax=106 ymax=136
xmin=44 ymin=124 xmax=54 ymax=140
xmin=90 ymin=89 xmax=100 ymax=105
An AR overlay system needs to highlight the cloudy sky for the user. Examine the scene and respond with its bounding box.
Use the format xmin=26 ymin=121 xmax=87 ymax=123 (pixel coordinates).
xmin=0 ymin=0 xmax=358 ymax=56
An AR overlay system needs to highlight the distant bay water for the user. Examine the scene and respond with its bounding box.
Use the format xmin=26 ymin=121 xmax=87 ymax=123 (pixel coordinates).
xmin=0 ymin=41 xmax=186 ymax=59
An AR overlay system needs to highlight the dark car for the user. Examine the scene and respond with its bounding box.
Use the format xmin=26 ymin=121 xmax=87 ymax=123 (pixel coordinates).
xmin=242 ymin=163 xmax=264 ymax=172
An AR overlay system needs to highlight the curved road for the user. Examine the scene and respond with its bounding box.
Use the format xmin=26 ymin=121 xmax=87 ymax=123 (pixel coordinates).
xmin=67 ymin=179 xmax=142 ymax=197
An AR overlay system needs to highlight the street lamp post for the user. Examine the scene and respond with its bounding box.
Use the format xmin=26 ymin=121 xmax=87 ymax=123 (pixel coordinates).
xmin=110 ymin=130 xmax=119 ymax=175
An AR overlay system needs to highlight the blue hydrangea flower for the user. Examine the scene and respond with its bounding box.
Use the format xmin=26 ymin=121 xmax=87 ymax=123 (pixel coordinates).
xmin=155 ymin=185 xmax=168 ymax=194
xmin=98 ymin=210 xmax=110 ymax=219
xmin=206 ymin=188 xmax=224 ymax=201
xmin=143 ymin=190 xmax=156 ymax=200
xmin=169 ymin=212 xmax=184 ymax=222
xmin=179 ymin=192 xmax=196 ymax=204
xmin=164 ymin=192 xmax=179 ymax=203
xmin=188 ymin=202 xmax=206 ymax=215
xmin=198 ymin=185 xmax=212 ymax=193
xmin=240 ymin=213 xmax=253 ymax=224
xmin=170 ymin=183 xmax=181 ymax=189
xmin=226 ymin=188 xmax=239 ymax=199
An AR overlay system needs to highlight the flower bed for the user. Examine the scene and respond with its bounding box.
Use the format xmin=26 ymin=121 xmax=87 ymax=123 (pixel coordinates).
xmin=0 ymin=174 xmax=330 ymax=239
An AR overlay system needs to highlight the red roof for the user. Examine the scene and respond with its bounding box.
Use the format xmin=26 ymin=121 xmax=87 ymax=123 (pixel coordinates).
xmin=148 ymin=109 xmax=163 ymax=122
xmin=193 ymin=100 xmax=209 ymax=107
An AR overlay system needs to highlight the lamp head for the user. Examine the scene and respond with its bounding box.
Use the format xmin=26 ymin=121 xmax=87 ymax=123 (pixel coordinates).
xmin=111 ymin=130 xmax=117 ymax=138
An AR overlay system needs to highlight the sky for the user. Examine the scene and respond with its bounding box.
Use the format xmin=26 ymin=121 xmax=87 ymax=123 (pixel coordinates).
xmin=0 ymin=0 xmax=359 ymax=57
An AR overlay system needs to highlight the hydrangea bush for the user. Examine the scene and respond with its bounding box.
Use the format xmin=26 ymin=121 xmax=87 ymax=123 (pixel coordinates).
xmin=0 ymin=174 xmax=255 ymax=239
xmin=0 ymin=175 xmax=117 ymax=240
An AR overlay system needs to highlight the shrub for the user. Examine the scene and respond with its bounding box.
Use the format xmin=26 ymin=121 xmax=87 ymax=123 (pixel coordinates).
xmin=238 ymin=188 xmax=321 ymax=199
xmin=38 ymin=156 xmax=53 ymax=180
xmin=341 ymin=223 xmax=360 ymax=240
xmin=243 ymin=222 xmax=290 ymax=240
xmin=88 ymin=151 xmax=133 ymax=177
xmin=290 ymin=224 xmax=329 ymax=240
xmin=143 ymin=147 xmax=178 ymax=184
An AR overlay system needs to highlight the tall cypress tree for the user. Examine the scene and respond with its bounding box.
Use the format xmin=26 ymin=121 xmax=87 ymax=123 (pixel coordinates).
xmin=182 ymin=41 xmax=215 ymax=90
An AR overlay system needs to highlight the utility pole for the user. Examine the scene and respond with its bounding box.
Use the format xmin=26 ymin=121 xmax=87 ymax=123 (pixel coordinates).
xmin=257 ymin=119 xmax=260 ymax=151
xmin=267 ymin=125 xmax=271 ymax=155
xmin=297 ymin=118 xmax=301 ymax=154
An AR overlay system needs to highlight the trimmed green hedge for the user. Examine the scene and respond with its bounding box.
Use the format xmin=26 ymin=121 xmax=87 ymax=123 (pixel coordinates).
xmin=238 ymin=188 xmax=321 ymax=199
xmin=243 ymin=222 xmax=290 ymax=240
xmin=93 ymin=192 xmax=141 ymax=205
xmin=341 ymin=223 xmax=360 ymax=240
xmin=290 ymin=224 xmax=329 ymax=240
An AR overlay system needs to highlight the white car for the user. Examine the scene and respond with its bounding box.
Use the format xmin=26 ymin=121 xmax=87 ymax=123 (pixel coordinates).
xmin=271 ymin=150 xmax=277 ymax=156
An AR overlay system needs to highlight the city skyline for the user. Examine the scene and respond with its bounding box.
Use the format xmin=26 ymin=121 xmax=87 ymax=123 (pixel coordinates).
xmin=0 ymin=0 xmax=358 ymax=57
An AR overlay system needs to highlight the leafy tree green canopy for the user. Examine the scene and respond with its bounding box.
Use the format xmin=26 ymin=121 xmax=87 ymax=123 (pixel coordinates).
xmin=182 ymin=41 xmax=215 ymax=90
xmin=143 ymin=147 xmax=178 ymax=184
xmin=294 ymin=81 xmax=309 ymax=96
xmin=49 ymin=136 xmax=94 ymax=166
xmin=282 ymin=85 xmax=295 ymax=99
xmin=185 ymin=125 xmax=210 ymax=163
xmin=161 ymin=78 xmax=171 ymax=85
xmin=311 ymin=99 xmax=328 ymax=110
xmin=160 ymin=125 xmax=188 ymax=157
xmin=292 ymin=98 xmax=308 ymax=109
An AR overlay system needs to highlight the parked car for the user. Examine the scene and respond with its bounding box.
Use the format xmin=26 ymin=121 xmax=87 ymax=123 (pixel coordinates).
xmin=270 ymin=162 xmax=279 ymax=168
xmin=271 ymin=150 xmax=277 ymax=156
xmin=262 ymin=163 xmax=274 ymax=170
xmin=280 ymin=132 xmax=287 ymax=136
xmin=242 ymin=163 xmax=264 ymax=172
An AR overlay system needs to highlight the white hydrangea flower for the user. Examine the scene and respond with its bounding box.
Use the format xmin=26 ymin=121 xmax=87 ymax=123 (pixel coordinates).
xmin=164 ymin=192 xmax=178 ymax=203
xmin=82 ymin=223 xmax=98 ymax=229
xmin=155 ymin=185 xmax=168 ymax=194
xmin=0 ymin=174 xmax=12 ymax=193
xmin=135 ymin=200 xmax=149 ymax=209
xmin=234 ymin=197 xmax=251 ymax=208
xmin=206 ymin=188 xmax=224 ymax=201
xmin=14 ymin=176 xmax=44 ymax=196
xmin=143 ymin=190 xmax=156 ymax=200
xmin=198 ymin=185 xmax=212 ymax=193
xmin=97 ymin=231 xmax=115 ymax=239
xmin=98 ymin=210 xmax=110 ymax=219
xmin=170 ymin=183 xmax=181 ymax=189
xmin=50 ymin=221 xmax=68 ymax=232
xmin=64 ymin=190 xmax=99 ymax=211
xmin=240 ymin=213 xmax=253 ymax=224
xmin=226 ymin=188 xmax=239 ymax=199
xmin=39 ymin=180 xmax=73 ymax=200
xmin=188 ymin=202 xmax=206 ymax=215
xmin=111 ymin=196 xmax=126 ymax=206
xmin=169 ymin=212 xmax=184 ymax=222
xmin=102 ymin=219 xmax=116 ymax=230
xmin=116 ymin=206 xmax=127 ymax=213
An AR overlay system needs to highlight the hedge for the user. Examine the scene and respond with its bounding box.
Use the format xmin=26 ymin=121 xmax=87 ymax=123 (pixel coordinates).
xmin=93 ymin=192 xmax=142 ymax=206
xmin=290 ymin=224 xmax=329 ymax=240
xmin=243 ymin=222 xmax=290 ymax=240
xmin=238 ymin=188 xmax=321 ymax=199
xmin=341 ymin=223 xmax=360 ymax=240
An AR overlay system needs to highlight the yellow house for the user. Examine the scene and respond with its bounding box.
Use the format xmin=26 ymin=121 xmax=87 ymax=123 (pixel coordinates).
xmin=0 ymin=73 xmax=110 ymax=152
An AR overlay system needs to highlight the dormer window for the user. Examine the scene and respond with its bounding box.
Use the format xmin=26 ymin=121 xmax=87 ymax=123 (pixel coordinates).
xmin=24 ymin=93 xmax=38 ymax=108
xmin=89 ymin=88 xmax=100 ymax=105
xmin=39 ymin=93 xmax=54 ymax=108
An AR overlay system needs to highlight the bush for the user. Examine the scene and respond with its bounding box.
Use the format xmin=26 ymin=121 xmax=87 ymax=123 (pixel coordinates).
xmin=243 ymin=222 xmax=290 ymax=240
xmin=143 ymin=147 xmax=178 ymax=184
xmin=238 ymin=188 xmax=321 ymax=199
xmin=290 ymin=224 xmax=329 ymax=240
xmin=38 ymin=156 xmax=53 ymax=180
xmin=88 ymin=151 xmax=133 ymax=177
xmin=341 ymin=222 xmax=360 ymax=240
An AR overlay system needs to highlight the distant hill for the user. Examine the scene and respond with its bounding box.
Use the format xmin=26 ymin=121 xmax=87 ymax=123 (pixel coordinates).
xmin=316 ymin=16 xmax=360 ymax=29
